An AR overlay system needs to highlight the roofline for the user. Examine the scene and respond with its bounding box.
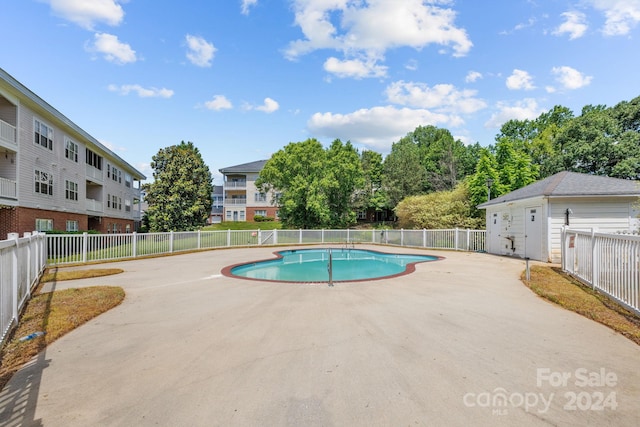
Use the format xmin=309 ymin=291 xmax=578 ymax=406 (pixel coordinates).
xmin=478 ymin=192 xmax=640 ymax=209
xmin=0 ymin=67 xmax=146 ymax=180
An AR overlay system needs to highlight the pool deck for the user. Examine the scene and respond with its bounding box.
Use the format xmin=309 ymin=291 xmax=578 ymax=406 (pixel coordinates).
xmin=1 ymin=245 xmax=639 ymax=426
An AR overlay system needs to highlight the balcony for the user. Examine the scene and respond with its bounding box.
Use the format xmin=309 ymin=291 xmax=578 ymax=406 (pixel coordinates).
xmin=0 ymin=119 xmax=16 ymax=146
xmin=225 ymin=181 xmax=246 ymax=189
xmin=86 ymin=198 xmax=103 ymax=212
xmin=224 ymin=198 xmax=247 ymax=206
xmin=0 ymin=176 xmax=17 ymax=199
xmin=86 ymin=165 xmax=104 ymax=183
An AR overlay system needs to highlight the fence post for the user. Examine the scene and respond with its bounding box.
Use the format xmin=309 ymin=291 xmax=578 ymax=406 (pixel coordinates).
xmin=372 ymin=230 xmax=375 ymax=244
xmin=197 ymin=230 xmax=201 ymax=249
xmin=23 ymin=232 xmax=32 ymax=298
xmin=258 ymin=229 xmax=262 ymax=246
xmin=455 ymin=228 xmax=459 ymax=251
xmin=299 ymin=229 xmax=302 ymax=244
xmin=9 ymin=233 xmax=19 ymax=329
xmin=227 ymin=229 xmax=231 ymax=247
xmin=170 ymin=231 xmax=174 ymax=253
xmin=466 ymin=229 xmax=471 ymax=251
xmin=591 ymin=228 xmax=598 ymax=290
xmin=347 ymin=228 xmax=350 ymax=243
xmin=401 ymin=229 xmax=404 ymax=247
xmin=322 ymin=229 xmax=325 ymax=243
xmin=273 ymin=229 xmax=278 ymax=245
xmin=423 ymin=229 xmax=426 ymax=248
xmin=132 ymin=232 xmax=138 ymax=257
xmin=82 ymin=232 xmax=88 ymax=263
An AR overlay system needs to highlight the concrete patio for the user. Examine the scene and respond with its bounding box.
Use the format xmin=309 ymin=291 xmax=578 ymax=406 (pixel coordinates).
xmin=1 ymin=246 xmax=639 ymax=426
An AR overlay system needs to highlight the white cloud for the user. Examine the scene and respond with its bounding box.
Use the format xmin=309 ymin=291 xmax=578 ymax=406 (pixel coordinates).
xmin=308 ymin=105 xmax=461 ymax=152
xmin=551 ymin=66 xmax=593 ymax=90
xmin=506 ymin=69 xmax=535 ymax=90
xmin=88 ymin=33 xmax=136 ymax=64
xmin=485 ymin=98 xmax=543 ymax=129
xmin=465 ymin=71 xmax=482 ymax=83
xmin=553 ymin=11 xmax=588 ymax=39
xmin=246 ymin=98 xmax=279 ymax=113
xmin=108 ymin=84 xmax=174 ymax=98
xmin=385 ymin=81 xmax=486 ymax=114
xmin=323 ymin=57 xmax=387 ymax=79
xmin=204 ymin=95 xmax=233 ymax=111
xmin=587 ymin=0 xmax=640 ymax=36
xmin=45 ymin=0 xmax=124 ymax=30
xmin=241 ymin=0 xmax=258 ymax=15
xmin=404 ymin=59 xmax=418 ymax=71
xmin=285 ymin=0 xmax=472 ymax=68
xmin=185 ymin=35 xmax=216 ymax=67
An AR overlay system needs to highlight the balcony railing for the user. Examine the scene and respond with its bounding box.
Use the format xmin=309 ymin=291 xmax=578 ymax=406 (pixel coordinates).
xmin=0 ymin=120 xmax=16 ymax=145
xmin=224 ymin=198 xmax=247 ymax=206
xmin=86 ymin=198 xmax=103 ymax=212
xmin=225 ymin=181 xmax=246 ymax=189
xmin=0 ymin=177 xmax=17 ymax=199
xmin=86 ymin=165 xmax=103 ymax=183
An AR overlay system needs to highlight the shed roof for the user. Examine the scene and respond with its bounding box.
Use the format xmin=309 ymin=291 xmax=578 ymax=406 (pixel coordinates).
xmin=477 ymin=171 xmax=640 ymax=209
xmin=219 ymin=159 xmax=268 ymax=174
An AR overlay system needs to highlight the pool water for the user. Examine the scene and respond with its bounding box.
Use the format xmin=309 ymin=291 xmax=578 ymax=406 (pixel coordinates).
xmin=227 ymin=248 xmax=439 ymax=282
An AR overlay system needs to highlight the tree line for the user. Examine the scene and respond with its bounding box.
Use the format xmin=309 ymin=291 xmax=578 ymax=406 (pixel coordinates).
xmin=142 ymin=95 xmax=640 ymax=231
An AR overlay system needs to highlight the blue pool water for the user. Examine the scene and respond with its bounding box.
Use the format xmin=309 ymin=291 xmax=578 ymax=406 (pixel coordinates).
xmin=228 ymin=248 xmax=439 ymax=282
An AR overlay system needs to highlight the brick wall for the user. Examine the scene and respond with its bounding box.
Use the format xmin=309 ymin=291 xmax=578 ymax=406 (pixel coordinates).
xmin=0 ymin=206 xmax=18 ymax=240
xmin=1 ymin=207 xmax=134 ymax=238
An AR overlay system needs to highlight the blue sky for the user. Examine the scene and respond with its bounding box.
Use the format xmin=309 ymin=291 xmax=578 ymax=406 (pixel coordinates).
xmin=2 ymin=1 xmax=640 ymax=183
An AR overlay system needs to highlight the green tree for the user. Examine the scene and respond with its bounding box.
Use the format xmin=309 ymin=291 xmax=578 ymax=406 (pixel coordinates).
xmin=394 ymin=182 xmax=483 ymax=229
xmin=143 ymin=141 xmax=213 ymax=232
xmin=354 ymin=150 xmax=387 ymax=217
xmin=382 ymin=138 xmax=427 ymax=207
xmin=467 ymin=149 xmax=503 ymax=208
xmin=256 ymin=138 xmax=364 ymax=228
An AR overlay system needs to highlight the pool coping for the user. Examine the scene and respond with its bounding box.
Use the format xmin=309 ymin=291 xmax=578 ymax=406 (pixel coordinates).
xmin=220 ymin=246 xmax=446 ymax=284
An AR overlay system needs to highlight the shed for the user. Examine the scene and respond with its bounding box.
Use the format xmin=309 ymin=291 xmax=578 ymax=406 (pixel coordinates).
xmin=477 ymin=171 xmax=640 ymax=263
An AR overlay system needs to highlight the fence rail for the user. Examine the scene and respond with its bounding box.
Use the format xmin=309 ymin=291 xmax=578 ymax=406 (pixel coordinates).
xmin=45 ymin=228 xmax=486 ymax=266
xmin=562 ymin=228 xmax=640 ymax=315
xmin=0 ymin=232 xmax=47 ymax=347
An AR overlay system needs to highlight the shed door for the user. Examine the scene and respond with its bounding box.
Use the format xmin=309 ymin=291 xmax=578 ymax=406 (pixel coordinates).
xmin=488 ymin=211 xmax=502 ymax=254
xmin=525 ymin=207 xmax=542 ymax=261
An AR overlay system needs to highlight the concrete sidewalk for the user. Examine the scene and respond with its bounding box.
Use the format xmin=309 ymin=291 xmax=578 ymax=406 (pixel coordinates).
xmin=1 ymin=246 xmax=639 ymax=426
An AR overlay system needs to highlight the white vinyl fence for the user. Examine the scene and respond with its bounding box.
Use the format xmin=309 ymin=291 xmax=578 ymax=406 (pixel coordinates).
xmin=562 ymin=228 xmax=640 ymax=315
xmin=0 ymin=232 xmax=47 ymax=347
xmin=45 ymin=228 xmax=486 ymax=265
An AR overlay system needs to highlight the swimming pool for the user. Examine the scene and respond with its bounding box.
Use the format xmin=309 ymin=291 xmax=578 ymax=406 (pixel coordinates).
xmin=223 ymin=248 xmax=441 ymax=283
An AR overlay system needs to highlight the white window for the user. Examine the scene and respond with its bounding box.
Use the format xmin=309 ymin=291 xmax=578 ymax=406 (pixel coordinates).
xmin=125 ymin=198 xmax=131 ymax=212
xmin=226 ymin=210 xmax=232 ymax=220
xmin=65 ymin=180 xmax=78 ymax=201
xmin=254 ymin=210 xmax=267 ymax=217
xmin=357 ymin=210 xmax=367 ymax=220
xmin=35 ymin=170 xmax=53 ymax=196
xmin=255 ymin=192 xmax=267 ymax=202
xmin=66 ymin=220 xmax=79 ymax=232
xmin=35 ymin=218 xmax=53 ymax=232
xmin=34 ymin=119 xmax=53 ymax=150
xmin=125 ymin=173 xmax=132 ymax=188
xmin=240 ymin=211 xmax=245 ymax=221
xmin=65 ymin=138 xmax=79 ymax=162
xmin=107 ymin=193 xmax=111 ymax=208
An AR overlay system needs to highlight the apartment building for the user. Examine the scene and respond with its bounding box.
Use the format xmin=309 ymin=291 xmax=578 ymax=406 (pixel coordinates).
xmin=0 ymin=68 xmax=145 ymax=239
xmin=218 ymin=160 xmax=278 ymax=222
xmin=207 ymin=185 xmax=223 ymax=224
